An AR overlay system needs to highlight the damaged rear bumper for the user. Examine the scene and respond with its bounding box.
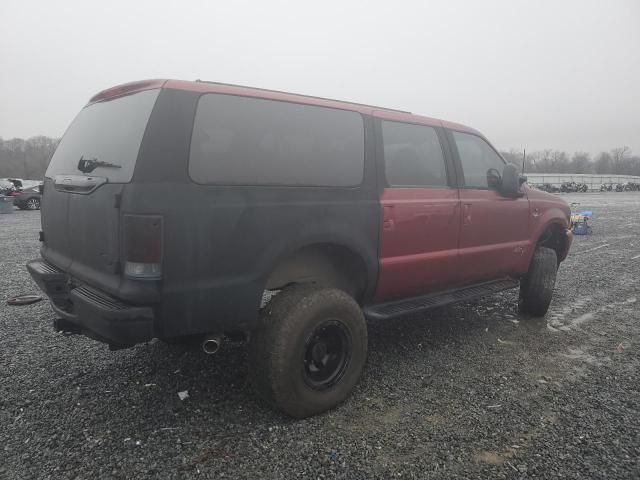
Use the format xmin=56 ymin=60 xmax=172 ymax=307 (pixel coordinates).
xmin=27 ymin=258 xmax=155 ymax=347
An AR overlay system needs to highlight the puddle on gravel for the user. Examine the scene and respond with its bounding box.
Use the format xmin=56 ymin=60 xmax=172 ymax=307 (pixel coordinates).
xmin=547 ymin=296 xmax=593 ymax=331
xmin=561 ymin=348 xmax=610 ymax=367
xmin=547 ymin=292 xmax=638 ymax=333
xmin=570 ymin=313 xmax=595 ymax=327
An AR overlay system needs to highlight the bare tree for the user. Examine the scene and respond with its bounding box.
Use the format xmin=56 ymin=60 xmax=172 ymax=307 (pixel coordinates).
xmin=570 ymin=152 xmax=593 ymax=174
xmin=499 ymin=149 xmax=525 ymax=172
xmin=551 ymin=151 xmax=571 ymax=173
xmin=610 ymin=146 xmax=630 ymax=174
xmin=594 ymin=152 xmax=612 ymax=174
xmin=0 ymin=136 xmax=59 ymax=179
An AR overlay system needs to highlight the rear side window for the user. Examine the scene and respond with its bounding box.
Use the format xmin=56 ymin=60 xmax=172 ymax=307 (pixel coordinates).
xmin=46 ymin=89 xmax=160 ymax=182
xmin=381 ymin=121 xmax=447 ymax=187
xmin=451 ymin=131 xmax=505 ymax=189
xmin=189 ymin=94 xmax=364 ymax=186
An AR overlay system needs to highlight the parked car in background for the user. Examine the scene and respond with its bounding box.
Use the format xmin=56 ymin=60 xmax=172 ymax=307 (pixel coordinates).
xmin=21 ymin=180 xmax=44 ymax=190
xmin=0 ymin=178 xmax=24 ymax=189
xmin=0 ymin=179 xmax=14 ymax=193
xmin=0 ymin=178 xmax=43 ymax=189
xmin=13 ymin=186 xmax=42 ymax=210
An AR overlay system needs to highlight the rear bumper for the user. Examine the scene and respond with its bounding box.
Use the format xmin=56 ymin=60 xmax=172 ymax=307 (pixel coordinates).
xmin=27 ymin=258 xmax=155 ymax=346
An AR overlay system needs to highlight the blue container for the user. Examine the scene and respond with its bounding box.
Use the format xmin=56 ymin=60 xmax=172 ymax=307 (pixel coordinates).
xmin=573 ymin=222 xmax=592 ymax=235
xmin=0 ymin=196 xmax=14 ymax=214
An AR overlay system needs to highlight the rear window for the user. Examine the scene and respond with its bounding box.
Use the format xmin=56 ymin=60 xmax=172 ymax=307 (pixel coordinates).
xmin=189 ymin=94 xmax=365 ymax=186
xmin=46 ymin=89 xmax=160 ymax=182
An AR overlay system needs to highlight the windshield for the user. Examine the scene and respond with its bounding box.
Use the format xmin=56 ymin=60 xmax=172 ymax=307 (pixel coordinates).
xmin=46 ymin=88 xmax=160 ymax=182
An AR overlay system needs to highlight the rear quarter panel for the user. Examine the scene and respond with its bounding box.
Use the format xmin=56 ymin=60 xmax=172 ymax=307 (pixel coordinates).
xmin=131 ymin=89 xmax=380 ymax=337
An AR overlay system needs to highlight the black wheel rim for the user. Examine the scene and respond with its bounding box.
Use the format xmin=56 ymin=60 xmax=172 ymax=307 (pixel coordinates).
xmin=303 ymin=320 xmax=351 ymax=390
xmin=27 ymin=198 xmax=39 ymax=209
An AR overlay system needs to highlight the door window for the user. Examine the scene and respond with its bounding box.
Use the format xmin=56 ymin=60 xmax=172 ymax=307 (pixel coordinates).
xmin=452 ymin=131 xmax=505 ymax=189
xmin=382 ymin=121 xmax=448 ymax=187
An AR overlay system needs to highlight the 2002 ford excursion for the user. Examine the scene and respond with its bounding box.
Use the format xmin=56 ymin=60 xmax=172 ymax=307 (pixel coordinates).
xmin=28 ymin=79 xmax=572 ymax=417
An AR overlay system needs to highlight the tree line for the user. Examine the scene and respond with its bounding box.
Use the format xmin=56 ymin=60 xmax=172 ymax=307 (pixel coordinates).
xmin=0 ymin=136 xmax=60 ymax=179
xmin=1 ymin=136 xmax=639 ymax=179
xmin=500 ymin=147 xmax=640 ymax=176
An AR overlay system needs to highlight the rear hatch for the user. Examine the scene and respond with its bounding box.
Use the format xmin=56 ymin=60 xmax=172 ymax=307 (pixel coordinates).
xmin=41 ymin=85 xmax=161 ymax=295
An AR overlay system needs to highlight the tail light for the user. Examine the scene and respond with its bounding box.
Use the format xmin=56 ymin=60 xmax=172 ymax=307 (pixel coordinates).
xmin=123 ymin=215 xmax=163 ymax=280
xmin=88 ymin=79 xmax=165 ymax=104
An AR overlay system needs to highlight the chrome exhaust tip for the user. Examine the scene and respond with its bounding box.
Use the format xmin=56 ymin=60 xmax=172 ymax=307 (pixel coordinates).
xmin=202 ymin=334 xmax=222 ymax=354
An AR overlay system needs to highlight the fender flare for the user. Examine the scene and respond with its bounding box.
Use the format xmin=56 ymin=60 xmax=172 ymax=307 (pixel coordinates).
xmin=258 ymin=230 xmax=377 ymax=300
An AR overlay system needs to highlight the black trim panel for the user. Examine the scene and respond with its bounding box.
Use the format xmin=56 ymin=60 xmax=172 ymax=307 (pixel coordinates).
xmin=364 ymin=277 xmax=519 ymax=320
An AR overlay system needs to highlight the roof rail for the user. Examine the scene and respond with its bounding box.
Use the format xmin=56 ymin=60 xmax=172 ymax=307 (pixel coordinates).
xmin=194 ymin=79 xmax=411 ymax=114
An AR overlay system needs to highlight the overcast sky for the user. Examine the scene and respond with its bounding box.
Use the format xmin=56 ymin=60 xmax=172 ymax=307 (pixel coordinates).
xmin=1 ymin=0 xmax=639 ymax=155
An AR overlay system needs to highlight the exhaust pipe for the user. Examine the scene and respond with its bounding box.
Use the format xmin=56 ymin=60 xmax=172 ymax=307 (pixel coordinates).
xmin=201 ymin=334 xmax=223 ymax=354
xmin=53 ymin=318 xmax=81 ymax=336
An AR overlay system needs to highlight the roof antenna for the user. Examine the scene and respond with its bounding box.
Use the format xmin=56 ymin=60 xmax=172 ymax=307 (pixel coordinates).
xmin=521 ymin=148 xmax=526 ymax=174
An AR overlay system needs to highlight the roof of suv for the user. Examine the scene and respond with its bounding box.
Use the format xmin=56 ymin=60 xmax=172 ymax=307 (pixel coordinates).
xmin=88 ymin=79 xmax=480 ymax=135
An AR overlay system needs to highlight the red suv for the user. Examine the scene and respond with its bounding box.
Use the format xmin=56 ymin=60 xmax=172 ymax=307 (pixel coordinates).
xmin=28 ymin=79 xmax=572 ymax=417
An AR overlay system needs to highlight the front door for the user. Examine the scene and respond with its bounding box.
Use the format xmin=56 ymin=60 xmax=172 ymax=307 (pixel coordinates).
xmin=374 ymin=117 xmax=461 ymax=301
xmin=449 ymin=130 xmax=531 ymax=284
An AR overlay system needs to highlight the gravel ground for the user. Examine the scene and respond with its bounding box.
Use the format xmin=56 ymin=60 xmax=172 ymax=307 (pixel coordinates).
xmin=1 ymin=193 xmax=639 ymax=479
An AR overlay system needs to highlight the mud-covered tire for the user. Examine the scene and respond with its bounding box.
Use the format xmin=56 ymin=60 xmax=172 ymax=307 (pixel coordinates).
xmin=519 ymin=247 xmax=558 ymax=316
xmin=248 ymin=285 xmax=367 ymax=418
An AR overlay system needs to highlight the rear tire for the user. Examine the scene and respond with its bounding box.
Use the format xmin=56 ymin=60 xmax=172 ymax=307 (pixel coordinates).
xmin=519 ymin=247 xmax=558 ymax=316
xmin=249 ymin=285 xmax=367 ymax=418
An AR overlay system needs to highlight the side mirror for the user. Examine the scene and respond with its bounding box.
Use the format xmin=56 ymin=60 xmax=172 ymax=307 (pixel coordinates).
xmin=500 ymin=163 xmax=522 ymax=198
xmin=486 ymin=168 xmax=502 ymax=190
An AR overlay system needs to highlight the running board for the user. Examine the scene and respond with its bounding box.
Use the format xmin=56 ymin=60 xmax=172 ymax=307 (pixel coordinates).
xmin=364 ymin=278 xmax=519 ymax=320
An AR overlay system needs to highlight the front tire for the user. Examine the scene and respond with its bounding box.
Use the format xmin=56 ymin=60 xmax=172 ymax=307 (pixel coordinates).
xmin=249 ymin=285 xmax=367 ymax=418
xmin=519 ymin=247 xmax=558 ymax=316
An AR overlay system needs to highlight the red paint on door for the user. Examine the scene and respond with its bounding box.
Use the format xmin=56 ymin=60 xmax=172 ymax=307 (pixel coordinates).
xmin=375 ymin=187 xmax=461 ymax=301
xmin=457 ymin=189 xmax=531 ymax=283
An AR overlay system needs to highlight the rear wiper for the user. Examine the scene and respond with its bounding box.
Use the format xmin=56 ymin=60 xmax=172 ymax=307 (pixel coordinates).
xmin=77 ymin=156 xmax=122 ymax=174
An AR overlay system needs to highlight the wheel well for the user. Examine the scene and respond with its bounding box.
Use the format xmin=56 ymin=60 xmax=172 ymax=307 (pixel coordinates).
xmin=537 ymin=224 xmax=566 ymax=263
xmin=264 ymin=244 xmax=368 ymax=303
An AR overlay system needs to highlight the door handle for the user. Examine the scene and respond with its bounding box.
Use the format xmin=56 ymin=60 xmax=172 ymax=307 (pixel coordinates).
xmin=383 ymin=205 xmax=395 ymax=231
xmin=463 ymin=203 xmax=472 ymax=225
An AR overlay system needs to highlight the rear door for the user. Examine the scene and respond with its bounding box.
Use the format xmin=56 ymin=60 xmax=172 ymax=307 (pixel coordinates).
xmin=374 ymin=116 xmax=461 ymax=301
xmin=41 ymin=87 xmax=160 ymax=289
xmin=448 ymin=130 xmax=531 ymax=283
